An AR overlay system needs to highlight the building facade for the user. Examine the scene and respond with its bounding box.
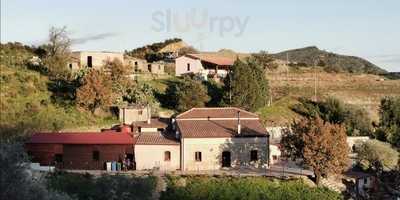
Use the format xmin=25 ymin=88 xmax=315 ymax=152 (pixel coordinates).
xmin=175 ymin=54 xmax=234 ymax=80
xmin=26 ymin=107 xmax=277 ymax=172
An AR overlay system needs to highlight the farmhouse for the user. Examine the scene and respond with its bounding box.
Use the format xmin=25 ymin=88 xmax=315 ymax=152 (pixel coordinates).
xmin=26 ymin=107 xmax=278 ymax=172
xmin=175 ymin=54 xmax=235 ymax=80
xmin=68 ymin=51 xmax=124 ymax=70
xmin=67 ymin=51 xmax=165 ymax=75
xmin=26 ymin=126 xmax=135 ymax=170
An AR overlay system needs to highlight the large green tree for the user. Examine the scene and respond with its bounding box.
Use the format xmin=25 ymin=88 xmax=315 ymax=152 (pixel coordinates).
xmin=281 ymin=117 xmax=349 ymax=185
xmin=164 ymin=77 xmax=210 ymax=112
xmin=378 ymin=96 xmax=400 ymax=147
xmin=223 ymin=58 xmax=269 ymax=111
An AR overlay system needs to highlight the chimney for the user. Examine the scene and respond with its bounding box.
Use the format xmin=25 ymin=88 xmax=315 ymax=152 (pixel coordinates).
xmin=120 ymin=124 xmax=131 ymax=133
xmin=237 ymin=111 xmax=241 ymax=135
xmin=146 ymin=105 xmax=151 ymax=124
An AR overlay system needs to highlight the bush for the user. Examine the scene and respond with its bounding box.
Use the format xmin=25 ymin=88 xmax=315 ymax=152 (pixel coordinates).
xmin=46 ymin=172 xmax=157 ymax=200
xmin=160 ymin=176 xmax=342 ymax=200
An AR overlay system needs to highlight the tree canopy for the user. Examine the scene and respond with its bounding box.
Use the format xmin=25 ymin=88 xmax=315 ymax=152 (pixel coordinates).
xmin=281 ymin=117 xmax=349 ymax=185
xmin=76 ymin=69 xmax=114 ymax=114
xmin=164 ymin=77 xmax=210 ymax=112
xmin=223 ymin=58 xmax=269 ymax=112
xmin=378 ymin=96 xmax=400 ymax=148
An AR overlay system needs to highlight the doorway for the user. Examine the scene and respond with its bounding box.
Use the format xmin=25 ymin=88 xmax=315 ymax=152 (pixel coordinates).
xmin=222 ymin=151 xmax=231 ymax=168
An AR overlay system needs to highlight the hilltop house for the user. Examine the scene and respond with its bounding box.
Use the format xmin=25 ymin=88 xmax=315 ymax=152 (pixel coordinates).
xmin=68 ymin=51 xmax=124 ymax=70
xmin=175 ymin=54 xmax=235 ymax=80
xmin=26 ymin=107 xmax=279 ymax=171
xmin=67 ymin=51 xmax=165 ymax=75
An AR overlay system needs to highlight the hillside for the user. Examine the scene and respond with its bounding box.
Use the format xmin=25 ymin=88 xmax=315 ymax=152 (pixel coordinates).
xmin=124 ymin=38 xmax=184 ymax=60
xmin=272 ymin=46 xmax=387 ymax=74
xmin=262 ymin=69 xmax=400 ymax=125
xmin=0 ymin=43 xmax=117 ymax=137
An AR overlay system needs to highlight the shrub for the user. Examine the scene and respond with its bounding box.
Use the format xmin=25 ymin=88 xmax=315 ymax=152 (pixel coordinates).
xmin=160 ymin=176 xmax=342 ymax=200
xmin=47 ymin=172 xmax=157 ymax=200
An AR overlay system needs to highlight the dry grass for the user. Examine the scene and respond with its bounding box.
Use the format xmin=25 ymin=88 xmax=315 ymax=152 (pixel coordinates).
xmin=267 ymin=69 xmax=400 ymax=121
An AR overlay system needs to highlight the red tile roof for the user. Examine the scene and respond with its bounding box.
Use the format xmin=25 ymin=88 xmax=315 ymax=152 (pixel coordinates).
xmin=27 ymin=132 xmax=135 ymax=145
xmin=176 ymin=107 xmax=259 ymax=119
xmin=133 ymin=118 xmax=168 ymax=128
xmin=177 ymin=119 xmax=266 ymax=138
xmin=135 ymin=132 xmax=179 ymax=145
xmin=187 ymin=54 xmax=235 ymax=66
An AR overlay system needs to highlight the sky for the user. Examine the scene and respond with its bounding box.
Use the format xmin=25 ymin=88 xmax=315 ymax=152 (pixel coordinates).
xmin=1 ymin=0 xmax=399 ymax=72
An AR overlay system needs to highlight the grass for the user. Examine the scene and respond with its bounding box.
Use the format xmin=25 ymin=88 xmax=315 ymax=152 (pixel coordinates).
xmin=257 ymin=96 xmax=301 ymax=126
xmin=0 ymin=65 xmax=118 ymax=137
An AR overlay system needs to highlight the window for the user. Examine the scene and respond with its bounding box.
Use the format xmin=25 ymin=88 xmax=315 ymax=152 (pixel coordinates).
xmin=164 ymin=151 xmax=171 ymax=161
xmin=250 ymin=150 xmax=258 ymax=161
xmin=272 ymin=155 xmax=278 ymax=160
xmin=148 ymin=64 xmax=152 ymax=72
xmin=54 ymin=154 xmax=63 ymax=162
xmin=92 ymin=151 xmax=100 ymax=161
xmin=187 ymin=63 xmax=190 ymax=71
xmin=364 ymin=178 xmax=368 ymax=184
xmin=195 ymin=151 xmax=202 ymax=162
xmin=134 ymin=61 xmax=138 ymax=66
xmin=87 ymin=56 xmax=93 ymax=68
xmin=69 ymin=63 xmax=72 ymax=69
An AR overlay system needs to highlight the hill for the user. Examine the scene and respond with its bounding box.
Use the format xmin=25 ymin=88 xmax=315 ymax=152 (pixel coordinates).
xmin=0 ymin=43 xmax=117 ymax=137
xmin=124 ymin=38 xmax=184 ymax=60
xmin=262 ymin=69 xmax=400 ymax=125
xmin=272 ymin=46 xmax=387 ymax=74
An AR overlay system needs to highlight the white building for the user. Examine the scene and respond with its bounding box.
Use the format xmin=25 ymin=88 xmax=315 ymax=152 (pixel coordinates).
xmin=175 ymin=54 xmax=235 ymax=80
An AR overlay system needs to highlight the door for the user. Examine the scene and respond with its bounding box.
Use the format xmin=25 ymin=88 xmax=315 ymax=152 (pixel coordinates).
xmin=87 ymin=56 xmax=93 ymax=68
xmin=222 ymin=151 xmax=231 ymax=168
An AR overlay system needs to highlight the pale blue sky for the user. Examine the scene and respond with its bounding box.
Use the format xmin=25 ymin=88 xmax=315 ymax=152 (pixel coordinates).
xmin=1 ymin=0 xmax=399 ymax=71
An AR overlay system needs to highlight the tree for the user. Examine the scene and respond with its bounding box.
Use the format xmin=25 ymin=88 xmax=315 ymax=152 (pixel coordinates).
xmin=355 ymin=140 xmax=399 ymax=172
xmin=251 ymin=51 xmax=278 ymax=70
xmin=164 ymin=77 xmax=210 ymax=112
xmin=378 ymin=96 xmax=400 ymax=147
xmin=281 ymin=117 xmax=349 ymax=185
xmin=103 ymin=58 xmax=134 ymax=105
xmin=292 ymin=97 xmax=373 ymax=136
xmin=0 ymin=142 xmax=73 ymax=200
xmin=41 ymin=26 xmax=72 ymax=79
xmin=223 ymin=58 xmax=269 ymax=112
xmin=76 ymin=69 xmax=114 ymax=113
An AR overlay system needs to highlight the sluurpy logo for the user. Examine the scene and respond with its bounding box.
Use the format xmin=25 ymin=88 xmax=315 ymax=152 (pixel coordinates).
xmin=151 ymin=8 xmax=250 ymax=37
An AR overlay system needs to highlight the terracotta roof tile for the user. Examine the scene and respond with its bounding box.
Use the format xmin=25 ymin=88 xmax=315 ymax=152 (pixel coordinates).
xmin=133 ymin=118 xmax=168 ymax=128
xmin=177 ymin=120 xmax=266 ymax=138
xmin=135 ymin=132 xmax=179 ymax=145
xmin=176 ymin=107 xmax=259 ymax=119
xmin=187 ymin=54 xmax=235 ymax=66
xmin=28 ymin=132 xmax=135 ymax=145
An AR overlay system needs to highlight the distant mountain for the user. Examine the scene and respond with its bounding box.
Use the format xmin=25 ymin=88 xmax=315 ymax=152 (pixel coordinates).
xmin=272 ymin=46 xmax=387 ymax=74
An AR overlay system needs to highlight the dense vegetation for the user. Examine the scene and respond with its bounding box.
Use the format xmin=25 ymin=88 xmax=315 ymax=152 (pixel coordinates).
xmin=0 ymin=142 xmax=73 ymax=200
xmin=0 ymin=43 xmax=116 ymax=139
xmin=223 ymin=58 xmax=270 ymax=111
xmin=272 ymin=46 xmax=387 ymax=74
xmin=291 ymin=97 xmax=372 ymax=136
xmin=160 ymin=176 xmax=342 ymax=200
xmin=376 ymin=96 xmax=400 ymax=148
xmin=46 ymin=172 xmax=156 ymax=200
xmin=124 ymin=38 xmax=183 ymax=61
